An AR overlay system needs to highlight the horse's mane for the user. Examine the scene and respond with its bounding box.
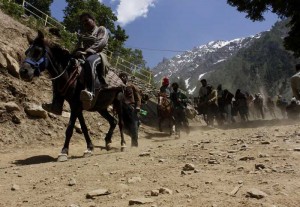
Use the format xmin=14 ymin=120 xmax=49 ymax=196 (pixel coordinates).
xmin=42 ymin=39 xmax=72 ymax=69
xmin=29 ymin=30 xmax=72 ymax=68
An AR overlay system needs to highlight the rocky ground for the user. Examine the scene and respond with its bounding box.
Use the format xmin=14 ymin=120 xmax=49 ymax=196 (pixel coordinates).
xmin=0 ymin=118 xmax=300 ymax=207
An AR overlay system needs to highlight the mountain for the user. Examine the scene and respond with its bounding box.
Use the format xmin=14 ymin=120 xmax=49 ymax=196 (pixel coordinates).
xmin=152 ymin=20 xmax=299 ymax=98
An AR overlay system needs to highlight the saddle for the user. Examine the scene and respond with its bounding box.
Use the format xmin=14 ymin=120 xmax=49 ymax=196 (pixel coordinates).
xmin=89 ymin=69 xmax=125 ymax=110
xmin=59 ymin=58 xmax=125 ymax=110
xmin=157 ymin=96 xmax=173 ymax=118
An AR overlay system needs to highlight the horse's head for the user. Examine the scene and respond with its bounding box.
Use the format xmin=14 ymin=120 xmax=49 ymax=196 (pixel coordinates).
xmin=20 ymin=30 xmax=49 ymax=82
xmin=20 ymin=30 xmax=71 ymax=82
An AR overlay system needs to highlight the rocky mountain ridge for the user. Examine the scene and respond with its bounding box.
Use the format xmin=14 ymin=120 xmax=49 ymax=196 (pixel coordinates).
xmin=152 ymin=33 xmax=263 ymax=93
xmin=152 ymin=20 xmax=298 ymax=98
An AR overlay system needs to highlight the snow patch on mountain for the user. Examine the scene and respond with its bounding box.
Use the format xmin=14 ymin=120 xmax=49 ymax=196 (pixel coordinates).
xmin=188 ymin=86 xmax=197 ymax=94
xmin=152 ymin=32 xmax=264 ymax=95
xmin=198 ymin=72 xmax=207 ymax=80
xmin=185 ymin=78 xmax=191 ymax=88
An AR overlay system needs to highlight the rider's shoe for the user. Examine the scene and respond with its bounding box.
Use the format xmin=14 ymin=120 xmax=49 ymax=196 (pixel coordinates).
xmin=80 ymin=90 xmax=94 ymax=110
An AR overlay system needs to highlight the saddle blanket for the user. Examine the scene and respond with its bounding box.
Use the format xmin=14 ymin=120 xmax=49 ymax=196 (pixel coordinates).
xmin=105 ymin=70 xmax=125 ymax=89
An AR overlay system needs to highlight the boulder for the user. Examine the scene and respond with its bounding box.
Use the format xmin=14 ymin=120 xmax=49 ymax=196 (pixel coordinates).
xmin=24 ymin=102 xmax=47 ymax=118
xmin=0 ymin=52 xmax=7 ymax=68
xmin=5 ymin=53 xmax=20 ymax=78
xmin=246 ymin=188 xmax=268 ymax=199
xmin=3 ymin=101 xmax=20 ymax=112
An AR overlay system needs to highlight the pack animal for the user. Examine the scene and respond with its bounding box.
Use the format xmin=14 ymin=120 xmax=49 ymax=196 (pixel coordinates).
xmin=19 ymin=31 xmax=131 ymax=161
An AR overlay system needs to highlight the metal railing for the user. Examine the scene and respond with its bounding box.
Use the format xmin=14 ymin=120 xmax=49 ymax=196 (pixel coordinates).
xmin=107 ymin=52 xmax=153 ymax=84
xmin=1 ymin=0 xmax=153 ymax=84
xmin=2 ymin=0 xmax=65 ymax=30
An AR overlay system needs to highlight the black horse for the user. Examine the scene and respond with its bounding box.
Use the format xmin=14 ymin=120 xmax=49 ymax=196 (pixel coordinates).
xmin=20 ymin=31 xmax=132 ymax=161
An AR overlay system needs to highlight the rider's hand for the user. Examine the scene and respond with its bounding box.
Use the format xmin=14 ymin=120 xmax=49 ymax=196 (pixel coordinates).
xmin=75 ymin=51 xmax=87 ymax=58
xmin=85 ymin=48 xmax=95 ymax=55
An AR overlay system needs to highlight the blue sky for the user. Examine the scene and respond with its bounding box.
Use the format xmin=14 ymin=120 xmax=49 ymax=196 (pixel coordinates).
xmin=51 ymin=0 xmax=279 ymax=68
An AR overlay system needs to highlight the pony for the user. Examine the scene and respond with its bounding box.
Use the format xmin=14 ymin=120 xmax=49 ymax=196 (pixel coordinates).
xmin=19 ymin=30 xmax=131 ymax=161
xmin=157 ymin=93 xmax=175 ymax=135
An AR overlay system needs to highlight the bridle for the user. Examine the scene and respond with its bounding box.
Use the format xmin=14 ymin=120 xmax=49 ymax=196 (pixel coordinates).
xmin=24 ymin=45 xmax=68 ymax=81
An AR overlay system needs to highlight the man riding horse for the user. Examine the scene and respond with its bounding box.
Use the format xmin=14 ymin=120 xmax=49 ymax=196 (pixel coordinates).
xmin=157 ymin=77 xmax=174 ymax=133
xmin=158 ymin=77 xmax=171 ymax=105
xmin=44 ymin=12 xmax=109 ymax=113
xmin=19 ymin=14 xmax=130 ymax=159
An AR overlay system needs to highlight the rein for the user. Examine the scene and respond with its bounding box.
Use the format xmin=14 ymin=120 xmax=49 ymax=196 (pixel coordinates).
xmin=45 ymin=50 xmax=82 ymax=96
xmin=45 ymin=50 xmax=68 ymax=81
xmin=25 ymin=44 xmax=81 ymax=96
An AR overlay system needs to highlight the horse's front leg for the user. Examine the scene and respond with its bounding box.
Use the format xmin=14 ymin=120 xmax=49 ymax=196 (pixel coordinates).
xmin=99 ymin=109 xmax=117 ymax=151
xmin=58 ymin=109 xmax=78 ymax=162
xmin=78 ymin=110 xmax=93 ymax=157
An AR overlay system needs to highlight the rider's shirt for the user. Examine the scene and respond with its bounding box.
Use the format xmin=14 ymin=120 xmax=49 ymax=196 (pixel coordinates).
xmin=160 ymin=85 xmax=171 ymax=97
xmin=77 ymin=26 xmax=109 ymax=55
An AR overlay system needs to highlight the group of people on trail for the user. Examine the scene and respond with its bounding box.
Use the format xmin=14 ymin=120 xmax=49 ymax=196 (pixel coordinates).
xmin=42 ymin=12 xmax=300 ymax=145
xmin=157 ymin=77 xmax=190 ymax=137
xmin=194 ymin=63 xmax=300 ymax=126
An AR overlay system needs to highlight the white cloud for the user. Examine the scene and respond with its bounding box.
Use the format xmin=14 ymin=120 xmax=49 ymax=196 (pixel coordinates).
xmin=115 ymin=0 xmax=157 ymax=26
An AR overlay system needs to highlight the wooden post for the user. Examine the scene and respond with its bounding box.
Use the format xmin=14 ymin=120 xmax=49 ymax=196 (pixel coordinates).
xmin=44 ymin=14 xmax=48 ymax=26
xmin=133 ymin=65 xmax=137 ymax=76
xmin=22 ymin=0 xmax=25 ymax=7
xmin=148 ymin=71 xmax=152 ymax=84
xmin=115 ymin=56 xmax=119 ymax=68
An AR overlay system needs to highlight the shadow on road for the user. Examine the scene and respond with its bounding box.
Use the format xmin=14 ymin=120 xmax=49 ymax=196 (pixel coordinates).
xmin=216 ymin=119 xmax=299 ymax=130
xmin=144 ymin=131 xmax=172 ymax=140
xmin=14 ymin=155 xmax=56 ymax=165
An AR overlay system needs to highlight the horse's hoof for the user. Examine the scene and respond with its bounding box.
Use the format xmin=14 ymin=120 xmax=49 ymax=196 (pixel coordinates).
xmin=106 ymin=143 xmax=112 ymax=151
xmin=83 ymin=150 xmax=93 ymax=158
xmin=57 ymin=153 xmax=68 ymax=162
xmin=121 ymin=145 xmax=126 ymax=152
xmin=131 ymin=142 xmax=138 ymax=147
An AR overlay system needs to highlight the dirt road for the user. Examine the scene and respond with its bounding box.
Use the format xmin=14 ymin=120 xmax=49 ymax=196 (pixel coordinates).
xmin=0 ymin=120 xmax=300 ymax=207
